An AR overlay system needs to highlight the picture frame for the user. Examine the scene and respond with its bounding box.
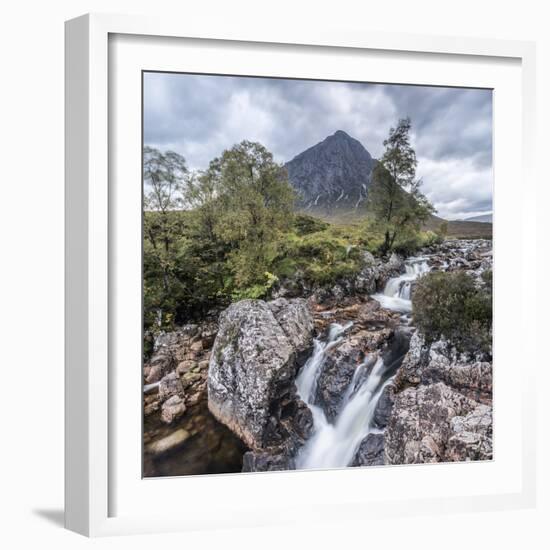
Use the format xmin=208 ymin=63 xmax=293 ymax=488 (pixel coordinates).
xmin=65 ymin=12 xmax=537 ymax=537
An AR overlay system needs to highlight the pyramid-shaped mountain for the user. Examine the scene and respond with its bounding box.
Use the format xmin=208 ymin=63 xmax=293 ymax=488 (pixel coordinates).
xmin=284 ymin=130 xmax=376 ymax=213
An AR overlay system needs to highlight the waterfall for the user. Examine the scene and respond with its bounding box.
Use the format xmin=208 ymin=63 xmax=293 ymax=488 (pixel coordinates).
xmin=296 ymin=346 xmax=394 ymax=470
xmin=292 ymin=258 xmax=427 ymax=470
xmin=295 ymin=319 xmax=400 ymax=470
xmin=372 ymin=257 xmax=430 ymax=313
xmin=295 ymin=322 xmax=352 ymax=404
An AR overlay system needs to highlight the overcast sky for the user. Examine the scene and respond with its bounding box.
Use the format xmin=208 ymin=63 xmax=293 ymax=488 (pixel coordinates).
xmin=144 ymin=72 xmax=493 ymax=220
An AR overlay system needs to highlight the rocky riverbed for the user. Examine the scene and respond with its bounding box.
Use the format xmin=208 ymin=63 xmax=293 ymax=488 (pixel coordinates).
xmin=143 ymin=239 xmax=492 ymax=476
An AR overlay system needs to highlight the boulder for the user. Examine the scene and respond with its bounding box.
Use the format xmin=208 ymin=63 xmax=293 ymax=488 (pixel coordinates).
xmin=375 ymin=253 xmax=405 ymax=291
xmin=385 ymin=382 xmax=487 ymax=464
xmin=354 ymin=251 xmax=378 ymax=295
xmin=145 ymin=325 xmax=197 ymax=383
xmin=394 ymin=332 xmax=492 ymax=403
xmin=315 ymin=339 xmax=366 ymax=421
xmin=160 ymin=395 xmax=186 ymax=424
xmin=352 ymin=433 xmax=385 ymax=466
xmin=208 ymin=298 xmax=315 ymax=451
xmin=267 ymin=298 xmax=315 ymax=358
xmin=159 ymin=372 xmax=184 ymax=402
xmin=446 ymin=404 xmax=493 ymax=461
xmin=242 ymin=451 xmax=295 ymax=472
xmin=146 ymin=429 xmax=191 ymax=457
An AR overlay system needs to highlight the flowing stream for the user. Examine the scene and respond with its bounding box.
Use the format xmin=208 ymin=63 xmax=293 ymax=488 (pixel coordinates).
xmin=372 ymin=258 xmax=430 ymax=313
xmin=294 ymin=256 xmax=429 ymax=469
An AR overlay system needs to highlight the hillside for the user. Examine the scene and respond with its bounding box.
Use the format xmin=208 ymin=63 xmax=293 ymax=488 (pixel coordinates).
xmin=424 ymin=215 xmax=492 ymax=239
xmin=463 ymin=213 xmax=493 ymax=223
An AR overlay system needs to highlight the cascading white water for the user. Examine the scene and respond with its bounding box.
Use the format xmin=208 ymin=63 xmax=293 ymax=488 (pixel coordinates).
xmin=293 ymin=256 xmax=430 ymax=470
xmin=295 ymin=321 xmax=395 ymax=470
xmin=372 ymin=258 xmax=430 ymax=313
xmin=296 ymin=354 xmax=393 ymax=470
xmin=295 ymin=322 xmax=352 ymax=404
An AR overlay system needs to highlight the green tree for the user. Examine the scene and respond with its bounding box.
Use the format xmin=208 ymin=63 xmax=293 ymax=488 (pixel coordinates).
xmin=205 ymin=141 xmax=295 ymax=287
xmin=143 ymin=146 xmax=190 ymax=330
xmin=368 ymin=118 xmax=434 ymax=254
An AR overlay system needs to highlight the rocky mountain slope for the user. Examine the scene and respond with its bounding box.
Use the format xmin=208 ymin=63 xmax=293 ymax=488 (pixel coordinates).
xmin=285 ymin=130 xmax=376 ymax=214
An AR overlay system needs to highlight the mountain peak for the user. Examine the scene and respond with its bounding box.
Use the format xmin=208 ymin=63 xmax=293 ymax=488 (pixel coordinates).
xmin=285 ymin=131 xmax=376 ymax=213
xmin=333 ymin=129 xmax=351 ymax=138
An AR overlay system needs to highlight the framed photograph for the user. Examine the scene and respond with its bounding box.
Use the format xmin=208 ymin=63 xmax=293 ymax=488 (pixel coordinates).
xmin=65 ymin=13 xmax=537 ymax=536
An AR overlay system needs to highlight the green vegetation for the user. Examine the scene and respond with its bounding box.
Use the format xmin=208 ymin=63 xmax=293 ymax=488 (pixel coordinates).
xmin=143 ymin=123 xmax=446 ymax=337
xmin=367 ymin=118 xmax=435 ymax=254
xmin=412 ymin=271 xmax=492 ymax=355
xmin=144 ymin=141 xmax=295 ymax=333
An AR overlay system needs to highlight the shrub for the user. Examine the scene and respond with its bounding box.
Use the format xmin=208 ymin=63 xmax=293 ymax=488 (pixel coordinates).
xmin=231 ymin=272 xmax=279 ymax=301
xmin=293 ymin=213 xmax=329 ymax=235
xmin=412 ymin=271 xmax=492 ymax=355
xmin=421 ymin=230 xmax=444 ymax=247
xmin=275 ymin=229 xmax=363 ymax=286
xmin=392 ymin=234 xmax=422 ymax=256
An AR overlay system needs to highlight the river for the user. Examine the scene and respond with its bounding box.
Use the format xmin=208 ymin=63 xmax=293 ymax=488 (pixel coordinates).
xmin=294 ymin=255 xmax=430 ymax=470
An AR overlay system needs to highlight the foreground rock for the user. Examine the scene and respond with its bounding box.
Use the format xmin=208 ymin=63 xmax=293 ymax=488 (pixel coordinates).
xmin=384 ymin=332 xmax=493 ymax=464
xmin=208 ymin=298 xmax=315 ymax=468
xmin=352 ymin=433 xmax=385 ymax=466
xmin=143 ymin=319 xmax=246 ymax=477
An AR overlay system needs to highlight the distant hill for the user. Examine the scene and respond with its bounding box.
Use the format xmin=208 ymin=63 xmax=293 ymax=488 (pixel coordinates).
xmin=285 ymin=130 xmax=376 ymax=213
xmin=424 ymin=215 xmax=492 ymax=239
xmin=463 ymin=213 xmax=492 ymax=223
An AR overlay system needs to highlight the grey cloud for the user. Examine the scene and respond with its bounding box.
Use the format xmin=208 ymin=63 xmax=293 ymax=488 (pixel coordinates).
xmin=144 ymin=73 xmax=492 ymax=220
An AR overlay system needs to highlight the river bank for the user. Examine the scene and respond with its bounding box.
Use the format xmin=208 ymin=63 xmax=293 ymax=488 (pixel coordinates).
xmin=143 ymin=239 xmax=492 ymax=476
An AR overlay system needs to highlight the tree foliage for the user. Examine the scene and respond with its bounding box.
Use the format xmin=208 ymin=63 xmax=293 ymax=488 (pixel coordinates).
xmin=143 ymin=141 xmax=296 ymax=334
xmin=143 ymin=147 xmax=191 ymax=331
xmin=202 ymin=141 xmax=295 ymax=286
xmin=367 ymin=118 xmax=435 ymax=254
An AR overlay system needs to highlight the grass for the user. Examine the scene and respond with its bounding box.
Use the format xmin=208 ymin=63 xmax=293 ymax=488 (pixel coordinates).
xmin=298 ymin=207 xmax=493 ymax=241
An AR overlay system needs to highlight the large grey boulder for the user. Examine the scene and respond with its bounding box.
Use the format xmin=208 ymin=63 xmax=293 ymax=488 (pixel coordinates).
xmin=267 ymin=298 xmax=315 ymax=359
xmin=353 ymin=251 xmax=378 ymax=294
xmin=208 ymin=298 xmax=314 ymax=452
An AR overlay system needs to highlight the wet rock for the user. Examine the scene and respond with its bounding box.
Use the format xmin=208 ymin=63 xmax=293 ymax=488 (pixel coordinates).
xmin=208 ymin=298 xmax=315 ymax=451
xmin=315 ymin=340 xmax=366 ymax=421
xmin=146 ymin=428 xmax=191 ymax=456
xmin=160 ymin=395 xmax=186 ymax=424
xmin=372 ymin=383 xmax=395 ymax=430
xmin=375 ymin=253 xmax=405 ymax=291
xmin=352 ymin=433 xmax=385 ymax=466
